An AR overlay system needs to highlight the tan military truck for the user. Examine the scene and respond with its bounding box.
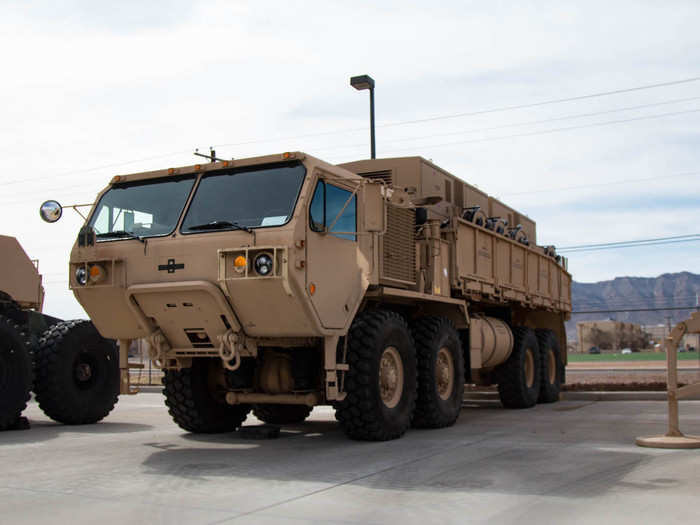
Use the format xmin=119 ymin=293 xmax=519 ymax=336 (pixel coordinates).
xmin=40 ymin=152 xmax=571 ymax=440
xmin=0 ymin=235 xmax=42 ymax=429
xmin=0 ymin=234 xmax=119 ymax=430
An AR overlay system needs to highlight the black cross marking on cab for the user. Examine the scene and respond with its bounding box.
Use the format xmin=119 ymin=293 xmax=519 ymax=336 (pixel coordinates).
xmin=158 ymin=259 xmax=184 ymax=273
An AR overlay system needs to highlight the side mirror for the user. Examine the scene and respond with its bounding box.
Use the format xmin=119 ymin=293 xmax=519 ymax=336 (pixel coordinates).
xmin=364 ymin=183 xmax=385 ymax=232
xmin=39 ymin=200 xmax=63 ymax=223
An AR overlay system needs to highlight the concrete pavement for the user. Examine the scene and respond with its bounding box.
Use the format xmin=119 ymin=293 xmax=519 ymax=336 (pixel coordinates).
xmin=1 ymin=394 xmax=699 ymax=524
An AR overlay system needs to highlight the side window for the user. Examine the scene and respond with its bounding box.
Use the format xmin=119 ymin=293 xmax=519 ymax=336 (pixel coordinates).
xmin=308 ymin=180 xmax=357 ymax=241
xmin=310 ymin=182 xmax=325 ymax=232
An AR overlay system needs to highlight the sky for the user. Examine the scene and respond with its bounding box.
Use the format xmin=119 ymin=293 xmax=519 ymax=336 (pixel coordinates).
xmin=1 ymin=0 xmax=699 ymax=319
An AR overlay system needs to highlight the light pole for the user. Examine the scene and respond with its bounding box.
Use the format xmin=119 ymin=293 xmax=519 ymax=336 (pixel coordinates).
xmin=350 ymin=74 xmax=376 ymax=159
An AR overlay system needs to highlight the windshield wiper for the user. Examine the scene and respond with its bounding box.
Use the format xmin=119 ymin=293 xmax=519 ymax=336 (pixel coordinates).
xmin=96 ymin=230 xmax=145 ymax=243
xmin=187 ymin=220 xmax=253 ymax=233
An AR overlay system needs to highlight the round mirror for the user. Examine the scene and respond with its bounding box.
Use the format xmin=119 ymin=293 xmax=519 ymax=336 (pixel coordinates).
xmin=39 ymin=200 xmax=63 ymax=223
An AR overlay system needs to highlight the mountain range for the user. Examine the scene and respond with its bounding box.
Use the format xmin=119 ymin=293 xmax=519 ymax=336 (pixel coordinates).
xmin=567 ymin=272 xmax=700 ymax=340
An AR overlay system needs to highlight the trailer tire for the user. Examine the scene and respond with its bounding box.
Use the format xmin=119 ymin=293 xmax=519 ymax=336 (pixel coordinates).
xmin=411 ymin=316 xmax=464 ymax=428
xmin=536 ymin=329 xmax=562 ymax=403
xmin=34 ymin=320 xmax=119 ymax=424
xmin=0 ymin=315 xmax=32 ymax=430
xmin=497 ymin=326 xmax=541 ymax=409
xmin=163 ymin=358 xmax=250 ymax=433
xmin=335 ymin=310 xmax=417 ymax=441
xmin=253 ymin=404 xmax=312 ymax=425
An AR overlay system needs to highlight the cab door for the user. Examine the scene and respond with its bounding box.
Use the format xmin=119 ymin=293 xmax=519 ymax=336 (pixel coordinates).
xmin=306 ymin=176 xmax=364 ymax=329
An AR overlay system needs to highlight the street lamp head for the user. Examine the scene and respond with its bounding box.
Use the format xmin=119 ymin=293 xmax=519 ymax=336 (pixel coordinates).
xmin=350 ymin=74 xmax=375 ymax=91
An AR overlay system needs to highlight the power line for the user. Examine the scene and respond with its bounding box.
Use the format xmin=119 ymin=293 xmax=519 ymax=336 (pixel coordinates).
xmin=8 ymin=103 xmax=700 ymax=206
xmin=6 ymin=76 xmax=700 ymax=191
xmin=575 ymin=300 xmax=700 ymax=310
xmin=7 ymin=164 xmax=700 ymax=210
xmin=561 ymin=238 xmax=700 ymax=253
xmin=575 ymin=295 xmax=700 ymax=306
xmin=0 ymin=150 xmax=193 ymax=189
xmin=560 ymin=233 xmax=699 ymax=249
xmin=312 ymin=95 xmax=700 ymax=155
xmin=500 ymin=170 xmax=700 ymax=197
xmin=558 ymin=234 xmax=700 ymax=252
xmin=214 ymin=75 xmax=700 ymax=149
xmin=353 ymin=107 xmax=700 ymax=156
xmin=572 ymin=306 xmax=696 ymax=314
xmin=377 ymin=76 xmax=700 ymax=129
xmin=576 ymin=293 xmax=699 ymax=301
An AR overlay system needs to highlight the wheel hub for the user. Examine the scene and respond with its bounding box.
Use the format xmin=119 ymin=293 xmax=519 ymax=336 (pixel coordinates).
xmin=436 ymin=347 xmax=454 ymax=400
xmin=75 ymin=362 xmax=93 ymax=382
xmin=379 ymin=346 xmax=404 ymax=409
xmin=73 ymin=351 xmax=98 ymax=389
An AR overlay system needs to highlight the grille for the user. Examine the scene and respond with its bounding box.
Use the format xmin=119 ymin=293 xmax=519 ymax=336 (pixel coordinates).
xmin=381 ymin=205 xmax=416 ymax=284
xmin=359 ymin=169 xmax=392 ymax=185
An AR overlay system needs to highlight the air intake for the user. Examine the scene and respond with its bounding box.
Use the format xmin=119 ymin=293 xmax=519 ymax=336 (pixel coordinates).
xmin=380 ymin=205 xmax=416 ymax=285
xmin=359 ymin=169 xmax=392 ymax=185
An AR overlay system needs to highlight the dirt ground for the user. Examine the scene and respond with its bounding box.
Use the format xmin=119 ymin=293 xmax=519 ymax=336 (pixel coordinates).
xmin=565 ymin=359 xmax=700 ymax=389
xmin=567 ymin=360 xmax=699 ymax=370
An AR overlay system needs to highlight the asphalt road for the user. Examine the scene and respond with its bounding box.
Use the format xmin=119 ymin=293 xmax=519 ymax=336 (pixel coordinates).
xmin=2 ymin=394 xmax=700 ymax=525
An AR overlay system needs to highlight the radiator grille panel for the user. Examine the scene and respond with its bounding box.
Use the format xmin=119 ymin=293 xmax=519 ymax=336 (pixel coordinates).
xmin=381 ymin=205 xmax=416 ymax=283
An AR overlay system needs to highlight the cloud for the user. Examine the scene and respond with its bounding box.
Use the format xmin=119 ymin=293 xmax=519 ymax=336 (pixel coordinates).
xmin=1 ymin=0 xmax=699 ymax=318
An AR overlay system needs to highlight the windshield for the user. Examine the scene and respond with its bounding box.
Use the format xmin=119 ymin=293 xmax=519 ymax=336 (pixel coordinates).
xmin=89 ymin=175 xmax=196 ymax=240
xmin=181 ymin=161 xmax=306 ymax=233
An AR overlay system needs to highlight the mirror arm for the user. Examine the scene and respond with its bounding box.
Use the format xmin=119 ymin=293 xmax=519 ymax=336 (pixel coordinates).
xmin=66 ymin=203 xmax=94 ymax=222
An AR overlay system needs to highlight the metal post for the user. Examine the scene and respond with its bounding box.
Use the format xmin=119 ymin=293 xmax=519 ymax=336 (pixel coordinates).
xmin=696 ymin=294 xmax=699 ymax=376
xmin=637 ymin=312 xmax=700 ymax=448
xmin=369 ymin=87 xmax=376 ymax=159
xmin=666 ymin=333 xmax=681 ymax=436
xmin=119 ymin=339 xmax=131 ymax=395
xmin=350 ymin=74 xmax=376 ymax=160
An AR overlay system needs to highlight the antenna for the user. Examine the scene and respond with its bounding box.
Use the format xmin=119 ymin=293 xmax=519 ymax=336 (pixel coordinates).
xmin=194 ymin=147 xmax=229 ymax=163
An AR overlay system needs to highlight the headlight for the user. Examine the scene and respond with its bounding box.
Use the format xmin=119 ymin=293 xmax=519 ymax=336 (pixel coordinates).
xmin=75 ymin=267 xmax=88 ymax=286
xmin=254 ymin=253 xmax=273 ymax=276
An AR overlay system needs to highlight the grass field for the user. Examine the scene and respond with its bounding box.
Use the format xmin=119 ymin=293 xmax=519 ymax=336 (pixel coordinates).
xmin=568 ymin=351 xmax=700 ymax=362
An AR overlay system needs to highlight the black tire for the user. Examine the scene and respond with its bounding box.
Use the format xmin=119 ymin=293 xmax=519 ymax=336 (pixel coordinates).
xmin=34 ymin=320 xmax=119 ymax=424
xmin=497 ymin=327 xmax=541 ymax=409
xmin=536 ymin=329 xmax=562 ymax=403
xmin=163 ymin=358 xmax=250 ymax=433
xmin=411 ymin=316 xmax=465 ymax=428
xmin=335 ymin=310 xmax=417 ymax=441
xmin=0 ymin=315 xmax=32 ymax=430
xmin=253 ymin=404 xmax=312 ymax=425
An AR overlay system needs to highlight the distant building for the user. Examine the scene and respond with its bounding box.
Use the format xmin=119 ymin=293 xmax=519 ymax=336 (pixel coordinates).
xmin=683 ymin=333 xmax=699 ymax=350
xmin=642 ymin=324 xmax=699 ymax=350
xmin=643 ymin=324 xmax=667 ymax=344
xmin=576 ymin=320 xmax=650 ymax=353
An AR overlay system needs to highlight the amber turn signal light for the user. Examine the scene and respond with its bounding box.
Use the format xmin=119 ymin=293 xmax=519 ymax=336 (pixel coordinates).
xmin=233 ymin=255 xmax=247 ymax=274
